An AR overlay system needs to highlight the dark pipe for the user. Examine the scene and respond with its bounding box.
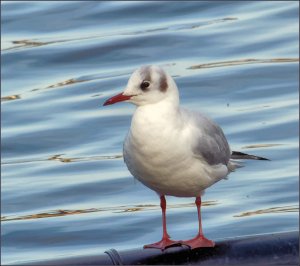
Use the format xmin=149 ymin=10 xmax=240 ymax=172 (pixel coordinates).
xmin=21 ymin=231 xmax=299 ymax=265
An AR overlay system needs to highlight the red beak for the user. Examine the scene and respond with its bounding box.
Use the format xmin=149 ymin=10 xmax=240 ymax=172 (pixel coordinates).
xmin=103 ymin=92 xmax=132 ymax=106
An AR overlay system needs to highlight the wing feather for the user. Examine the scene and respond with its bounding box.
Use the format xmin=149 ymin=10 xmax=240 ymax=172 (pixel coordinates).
xmin=181 ymin=109 xmax=231 ymax=166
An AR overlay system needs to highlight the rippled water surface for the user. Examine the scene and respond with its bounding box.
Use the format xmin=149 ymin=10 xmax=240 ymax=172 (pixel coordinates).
xmin=1 ymin=1 xmax=299 ymax=265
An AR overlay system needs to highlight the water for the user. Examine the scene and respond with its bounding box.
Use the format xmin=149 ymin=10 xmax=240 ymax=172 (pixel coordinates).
xmin=1 ymin=1 xmax=299 ymax=265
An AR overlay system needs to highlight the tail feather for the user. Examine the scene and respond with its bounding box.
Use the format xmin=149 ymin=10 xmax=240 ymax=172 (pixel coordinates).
xmin=231 ymin=151 xmax=270 ymax=161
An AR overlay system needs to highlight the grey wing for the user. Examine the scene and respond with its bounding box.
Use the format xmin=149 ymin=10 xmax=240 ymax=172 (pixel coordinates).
xmin=187 ymin=110 xmax=231 ymax=166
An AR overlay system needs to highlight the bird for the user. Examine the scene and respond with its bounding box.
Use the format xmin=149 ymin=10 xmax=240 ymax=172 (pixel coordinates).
xmin=103 ymin=65 xmax=268 ymax=251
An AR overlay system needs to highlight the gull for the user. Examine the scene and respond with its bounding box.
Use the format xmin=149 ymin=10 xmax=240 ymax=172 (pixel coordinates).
xmin=103 ymin=65 xmax=268 ymax=250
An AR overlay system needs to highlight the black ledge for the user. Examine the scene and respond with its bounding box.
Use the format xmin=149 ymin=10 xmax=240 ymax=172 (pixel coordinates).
xmin=20 ymin=231 xmax=299 ymax=266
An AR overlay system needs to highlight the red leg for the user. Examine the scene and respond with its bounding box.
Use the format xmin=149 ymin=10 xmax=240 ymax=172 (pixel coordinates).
xmin=181 ymin=196 xmax=215 ymax=249
xmin=144 ymin=195 xmax=182 ymax=250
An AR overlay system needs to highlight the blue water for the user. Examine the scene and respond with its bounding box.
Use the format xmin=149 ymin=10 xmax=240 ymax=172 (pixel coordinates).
xmin=1 ymin=1 xmax=299 ymax=265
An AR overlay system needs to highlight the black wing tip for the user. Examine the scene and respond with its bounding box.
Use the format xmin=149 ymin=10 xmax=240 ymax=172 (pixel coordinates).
xmin=257 ymin=157 xmax=271 ymax=161
xmin=231 ymin=151 xmax=270 ymax=161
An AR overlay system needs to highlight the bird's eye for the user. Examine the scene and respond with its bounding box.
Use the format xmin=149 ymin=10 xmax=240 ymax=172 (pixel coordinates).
xmin=140 ymin=81 xmax=150 ymax=91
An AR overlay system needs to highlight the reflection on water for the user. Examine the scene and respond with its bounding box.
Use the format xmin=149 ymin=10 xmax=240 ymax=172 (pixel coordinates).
xmin=241 ymin=144 xmax=284 ymax=149
xmin=2 ymin=154 xmax=123 ymax=165
xmin=188 ymin=58 xmax=299 ymax=70
xmin=2 ymin=17 xmax=237 ymax=52
xmin=9 ymin=39 xmax=58 ymax=49
xmin=131 ymin=17 xmax=238 ymax=33
xmin=47 ymin=154 xmax=123 ymax=163
xmin=44 ymin=78 xmax=88 ymax=89
xmin=234 ymin=205 xmax=298 ymax=218
xmin=1 ymin=201 xmax=218 ymax=222
xmin=2 ymin=202 xmax=296 ymax=230
xmin=1 ymin=94 xmax=21 ymax=102
xmin=2 ymin=57 xmax=297 ymax=103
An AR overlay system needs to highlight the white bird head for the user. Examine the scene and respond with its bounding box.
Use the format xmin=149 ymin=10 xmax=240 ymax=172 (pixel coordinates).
xmin=103 ymin=65 xmax=179 ymax=107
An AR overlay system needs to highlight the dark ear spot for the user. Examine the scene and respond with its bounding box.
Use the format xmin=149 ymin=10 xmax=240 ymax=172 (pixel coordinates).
xmin=159 ymin=72 xmax=168 ymax=92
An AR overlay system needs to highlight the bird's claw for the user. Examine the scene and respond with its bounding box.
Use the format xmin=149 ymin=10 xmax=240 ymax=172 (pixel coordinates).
xmin=181 ymin=234 xmax=215 ymax=249
xmin=144 ymin=237 xmax=182 ymax=251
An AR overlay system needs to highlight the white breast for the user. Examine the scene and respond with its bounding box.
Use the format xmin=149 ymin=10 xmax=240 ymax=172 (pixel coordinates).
xmin=123 ymin=102 xmax=229 ymax=197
